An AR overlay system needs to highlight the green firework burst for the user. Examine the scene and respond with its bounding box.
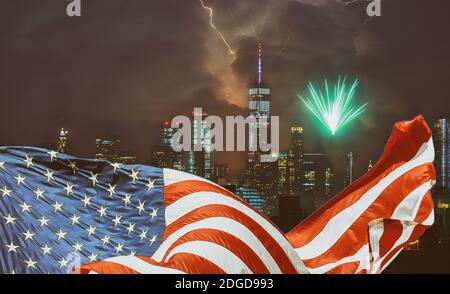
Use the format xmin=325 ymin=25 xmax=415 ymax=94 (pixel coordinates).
xmin=299 ymin=76 xmax=368 ymax=135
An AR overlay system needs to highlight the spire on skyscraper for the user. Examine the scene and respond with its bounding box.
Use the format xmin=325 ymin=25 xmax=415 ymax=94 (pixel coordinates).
xmin=257 ymin=41 xmax=262 ymax=85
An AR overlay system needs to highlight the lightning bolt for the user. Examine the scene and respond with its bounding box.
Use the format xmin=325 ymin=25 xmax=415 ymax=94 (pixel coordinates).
xmin=199 ymin=0 xmax=236 ymax=57
xmin=270 ymin=33 xmax=291 ymax=63
xmin=344 ymin=0 xmax=361 ymax=5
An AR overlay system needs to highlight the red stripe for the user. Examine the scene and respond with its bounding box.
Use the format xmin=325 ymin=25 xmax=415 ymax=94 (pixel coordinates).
xmin=378 ymin=220 xmax=404 ymax=258
xmin=162 ymin=253 xmax=226 ymax=274
xmin=164 ymin=204 xmax=297 ymax=273
xmin=164 ymin=180 xmax=240 ymax=206
xmin=161 ymin=228 xmax=270 ymax=274
xmin=324 ymin=261 xmax=360 ymax=274
xmin=79 ymin=261 xmax=140 ymax=274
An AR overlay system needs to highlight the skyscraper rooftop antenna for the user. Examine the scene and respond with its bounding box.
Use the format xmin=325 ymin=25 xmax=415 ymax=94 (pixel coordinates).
xmin=257 ymin=42 xmax=263 ymax=85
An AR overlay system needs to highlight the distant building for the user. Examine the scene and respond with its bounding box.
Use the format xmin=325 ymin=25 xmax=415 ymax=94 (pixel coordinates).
xmin=344 ymin=152 xmax=354 ymax=187
xmin=433 ymin=119 xmax=450 ymax=192
xmin=235 ymin=186 xmax=268 ymax=216
xmin=303 ymin=153 xmax=334 ymax=210
xmin=57 ymin=128 xmax=69 ymax=153
xmin=288 ymin=126 xmax=304 ymax=197
xmin=151 ymin=122 xmax=184 ymax=171
xmin=187 ymin=109 xmax=212 ymax=179
xmin=96 ymin=138 xmax=120 ymax=162
xmin=277 ymin=152 xmax=289 ymax=195
xmin=119 ymin=152 xmax=137 ymax=164
xmin=276 ymin=127 xmax=304 ymax=223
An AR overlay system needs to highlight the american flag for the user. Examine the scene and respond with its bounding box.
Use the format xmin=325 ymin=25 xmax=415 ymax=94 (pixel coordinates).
xmin=0 ymin=146 xmax=307 ymax=274
xmin=0 ymin=115 xmax=435 ymax=274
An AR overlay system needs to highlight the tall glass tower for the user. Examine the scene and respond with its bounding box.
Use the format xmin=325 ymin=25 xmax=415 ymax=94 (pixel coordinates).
xmin=57 ymin=128 xmax=69 ymax=153
xmin=433 ymin=119 xmax=449 ymax=191
xmin=344 ymin=152 xmax=354 ymax=188
xmin=187 ymin=109 xmax=212 ymax=180
xmin=246 ymin=42 xmax=277 ymax=215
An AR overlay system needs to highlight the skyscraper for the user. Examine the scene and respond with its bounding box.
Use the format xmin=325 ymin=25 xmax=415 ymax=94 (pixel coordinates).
xmin=344 ymin=151 xmax=354 ymax=187
xmin=95 ymin=138 xmax=120 ymax=162
xmin=57 ymin=128 xmax=69 ymax=153
xmin=277 ymin=152 xmax=288 ymax=195
xmin=245 ymin=42 xmax=277 ymax=215
xmin=288 ymin=126 xmax=304 ymax=197
xmin=433 ymin=119 xmax=450 ymax=192
xmin=151 ymin=121 xmax=184 ymax=171
xmin=187 ymin=109 xmax=212 ymax=179
xmin=303 ymin=153 xmax=334 ymax=210
xmin=235 ymin=186 xmax=267 ymax=216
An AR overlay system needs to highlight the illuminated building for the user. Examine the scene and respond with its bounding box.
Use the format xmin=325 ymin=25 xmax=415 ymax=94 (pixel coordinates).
xmin=119 ymin=153 xmax=137 ymax=164
xmin=57 ymin=128 xmax=69 ymax=153
xmin=303 ymin=153 xmax=334 ymax=209
xmin=275 ymin=127 xmax=305 ymax=228
xmin=277 ymin=152 xmax=288 ymax=194
xmin=235 ymin=186 xmax=267 ymax=216
xmin=187 ymin=109 xmax=212 ymax=179
xmin=245 ymin=42 xmax=277 ymax=215
xmin=433 ymin=119 xmax=450 ymax=192
xmin=344 ymin=152 xmax=354 ymax=187
xmin=151 ymin=121 xmax=184 ymax=171
xmin=404 ymin=239 xmax=421 ymax=251
xmin=96 ymin=138 xmax=120 ymax=162
xmin=288 ymin=126 xmax=304 ymax=197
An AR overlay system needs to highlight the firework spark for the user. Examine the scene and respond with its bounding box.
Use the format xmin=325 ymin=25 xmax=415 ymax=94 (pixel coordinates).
xmin=299 ymin=77 xmax=368 ymax=135
xmin=199 ymin=0 xmax=236 ymax=57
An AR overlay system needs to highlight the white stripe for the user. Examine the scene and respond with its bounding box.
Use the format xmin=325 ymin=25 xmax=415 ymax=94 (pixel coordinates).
xmin=103 ymin=256 xmax=185 ymax=274
xmin=368 ymin=219 xmax=385 ymax=262
xmin=295 ymin=138 xmax=434 ymax=260
xmin=165 ymin=240 xmax=253 ymax=274
xmin=164 ymin=191 xmax=307 ymax=274
xmin=391 ymin=181 xmax=433 ymax=221
xmin=152 ymin=217 xmax=282 ymax=273
xmin=306 ymin=244 xmax=371 ymax=274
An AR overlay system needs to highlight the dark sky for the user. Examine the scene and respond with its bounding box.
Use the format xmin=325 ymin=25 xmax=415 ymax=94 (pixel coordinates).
xmin=0 ymin=0 xmax=449 ymax=182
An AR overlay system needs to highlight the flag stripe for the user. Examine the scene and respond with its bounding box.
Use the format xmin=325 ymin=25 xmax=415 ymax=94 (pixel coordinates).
xmin=160 ymin=216 xmax=282 ymax=273
xmin=162 ymin=211 xmax=283 ymax=273
xmin=161 ymin=228 xmax=271 ymax=274
xmin=167 ymin=241 xmax=254 ymax=274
